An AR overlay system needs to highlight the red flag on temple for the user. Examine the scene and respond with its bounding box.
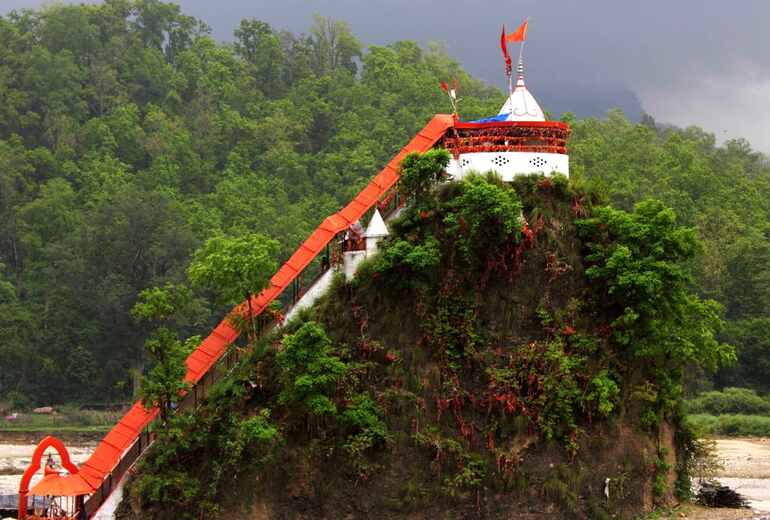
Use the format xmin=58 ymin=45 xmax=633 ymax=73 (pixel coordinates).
xmin=500 ymin=26 xmax=512 ymax=76
xmin=506 ymin=20 xmax=529 ymax=43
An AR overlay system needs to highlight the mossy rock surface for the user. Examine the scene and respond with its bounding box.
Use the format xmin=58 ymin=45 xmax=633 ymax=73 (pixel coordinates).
xmin=119 ymin=172 xmax=727 ymax=519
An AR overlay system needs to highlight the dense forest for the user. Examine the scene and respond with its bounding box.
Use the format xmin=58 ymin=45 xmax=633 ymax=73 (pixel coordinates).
xmin=0 ymin=0 xmax=767 ymax=406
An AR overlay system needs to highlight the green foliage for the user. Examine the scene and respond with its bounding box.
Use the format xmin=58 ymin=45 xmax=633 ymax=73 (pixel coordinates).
xmin=398 ymin=148 xmax=451 ymax=204
xmin=442 ymin=453 xmax=486 ymax=498
xmin=587 ymin=370 xmax=621 ymax=417
xmin=413 ymin=427 xmax=488 ymax=498
xmin=442 ymin=173 xmax=522 ymax=261
xmin=362 ymin=236 xmax=441 ymax=286
xmin=341 ymin=393 xmax=389 ymax=477
xmin=0 ymin=2 xmax=503 ymax=404
xmin=188 ymin=233 xmax=279 ymax=306
xmin=570 ymin=112 xmax=770 ymax=393
xmin=519 ymin=339 xmax=583 ymax=443
xmin=672 ymin=413 xmax=719 ymax=499
xmin=131 ymin=283 xmax=203 ymax=326
xmin=341 ymin=393 xmax=388 ymax=440
xmin=716 ymin=318 xmax=770 ymax=391
xmin=277 ymin=321 xmax=347 ymax=418
xmin=133 ymin=369 xmax=282 ymax=517
xmin=237 ymin=409 xmax=280 ymax=444
xmin=138 ymin=329 xmax=194 ymax=422
xmin=132 ymin=285 xmax=197 ymax=424
xmin=688 ymin=413 xmax=770 ymax=437
xmin=427 ymin=291 xmax=481 ymax=371
xmin=652 ymin=449 xmax=671 ymax=499
xmin=309 ymin=15 xmax=362 ymax=76
xmin=227 ymin=409 xmax=280 ymax=467
xmin=687 ymin=387 xmax=770 ymax=415
xmin=578 ymin=199 xmax=735 ymax=418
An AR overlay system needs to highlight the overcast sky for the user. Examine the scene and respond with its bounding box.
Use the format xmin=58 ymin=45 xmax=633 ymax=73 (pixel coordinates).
xmin=4 ymin=0 xmax=770 ymax=152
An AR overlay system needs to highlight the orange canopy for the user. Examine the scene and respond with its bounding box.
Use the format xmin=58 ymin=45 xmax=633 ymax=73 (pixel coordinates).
xmin=30 ymin=472 xmax=94 ymax=496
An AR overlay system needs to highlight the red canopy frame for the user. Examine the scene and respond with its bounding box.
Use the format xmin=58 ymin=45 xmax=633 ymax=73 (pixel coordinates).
xmin=18 ymin=436 xmax=80 ymax=519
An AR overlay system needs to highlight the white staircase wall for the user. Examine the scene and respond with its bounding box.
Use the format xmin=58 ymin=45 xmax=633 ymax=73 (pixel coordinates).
xmin=284 ymin=268 xmax=337 ymax=324
xmin=91 ymin=471 xmax=127 ymax=520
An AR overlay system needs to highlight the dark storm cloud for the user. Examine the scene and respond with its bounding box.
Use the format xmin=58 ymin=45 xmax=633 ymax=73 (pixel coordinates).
xmin=4 ymin=0 xmax=770 ymax=150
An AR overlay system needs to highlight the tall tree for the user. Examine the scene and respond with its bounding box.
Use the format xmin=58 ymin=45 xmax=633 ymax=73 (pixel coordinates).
xmin=188 ymin=234 xmax=279 ymax=340
xmin=132 ymin=284 xmax=198 ymax=423
xmin=309 ymin=14 xmax=361 ymax=76
xmin=234 ymin=19 xmax=285 ymax=97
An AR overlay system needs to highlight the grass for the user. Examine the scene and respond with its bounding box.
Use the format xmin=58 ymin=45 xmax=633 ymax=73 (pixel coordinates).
xmin=689 ymin=413 xmax=770 ymax=437
xmin=685 ymin=387 xmax=770 ymax=437
xmin=0 ymin=406 xmax=122 ymax=433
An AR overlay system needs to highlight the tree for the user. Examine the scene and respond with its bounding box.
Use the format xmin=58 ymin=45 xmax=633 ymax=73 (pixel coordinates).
xmin=577 ymin=199 xmax=735 ymax=415
xmin=716 ymin=318 xmax=770 ymax=391
xmin=276 ymin=321 xmax=347 ymax=419
xmin=309 ymin=15 xmax=361 ymax=76
xmin=399 ymin=148 xmax=450 ymax=204
xmin=234 ymin=19 xmax=285 ymax=97
xmin=132 ymin=284 xmax=197 ymax=424
xmin=0 ymin=263 xmax=14 ymax=304
xmin=187 ymin=233 xmax=279 ymax=340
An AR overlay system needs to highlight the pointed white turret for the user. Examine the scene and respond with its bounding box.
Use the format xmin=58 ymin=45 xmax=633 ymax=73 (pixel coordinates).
xmin=365 ymin=208 xmax=389 ymax=254
xmin=498 ymin=58 xmax=545 ymax=122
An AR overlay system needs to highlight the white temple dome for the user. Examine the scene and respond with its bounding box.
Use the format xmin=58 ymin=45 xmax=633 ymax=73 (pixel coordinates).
xmin=498 ymin=76 xmax=545 ymax=122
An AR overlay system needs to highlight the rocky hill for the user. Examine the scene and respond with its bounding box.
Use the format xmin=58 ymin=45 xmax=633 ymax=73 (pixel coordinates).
xmin=117 ymin=151 xmax=732 ymax=519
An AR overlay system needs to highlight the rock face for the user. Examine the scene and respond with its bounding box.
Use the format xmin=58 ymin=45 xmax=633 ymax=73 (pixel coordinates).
xmin=120 ymin=172 xmax=720 ymax=520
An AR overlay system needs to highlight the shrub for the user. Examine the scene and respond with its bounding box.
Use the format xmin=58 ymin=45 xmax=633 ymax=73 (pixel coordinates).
xmin=277 ymin=321 xmax=347 ymax=418
xmin=341 ymin=394 xmax=389 ymax=478
xmin=363 ymin=236 xmax=441 ymax=285
xmin=442 ymin=173 xmax=522 ymax=262
xmin=399 ymin=149 xmax=451 ymax=205
xmin=4 ymin=390 xmax=30 ymax=411
xmin=689 ymin=414 xmax=770 ymax=437
xmin=686 ymin=387 xmax=770 ymax=415
xmin=577 ymin=199 xmax=734 ymax=420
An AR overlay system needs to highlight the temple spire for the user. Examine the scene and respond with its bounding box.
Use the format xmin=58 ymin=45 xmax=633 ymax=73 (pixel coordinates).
xmin=515 ymin=37 xmax=526 ymax=87
xmin=497 ymin=26 xmax=544 ymax=122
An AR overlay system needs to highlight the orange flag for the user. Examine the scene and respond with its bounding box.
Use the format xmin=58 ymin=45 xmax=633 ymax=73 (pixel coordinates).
xmin=506 ymin=20 xmax=528 ymax=43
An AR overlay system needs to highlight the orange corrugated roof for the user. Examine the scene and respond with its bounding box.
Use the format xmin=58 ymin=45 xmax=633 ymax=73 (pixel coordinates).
xmin=198 ymin=335 xmax=227 ymax=358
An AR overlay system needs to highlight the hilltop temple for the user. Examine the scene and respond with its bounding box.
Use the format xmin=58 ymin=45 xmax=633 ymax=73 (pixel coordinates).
xmin=334 ymin=51 xmax=571 ymax=284
xmin=444 ymin=57 xmax=570 ymax=181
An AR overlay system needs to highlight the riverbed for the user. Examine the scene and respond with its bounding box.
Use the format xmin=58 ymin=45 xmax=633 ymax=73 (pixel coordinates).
xmin=713 ymin=438 xmax=770 ymax=513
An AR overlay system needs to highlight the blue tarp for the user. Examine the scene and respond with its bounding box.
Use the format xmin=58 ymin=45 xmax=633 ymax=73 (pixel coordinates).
xmin=467 ymin=113 xmax=510 ymax=123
